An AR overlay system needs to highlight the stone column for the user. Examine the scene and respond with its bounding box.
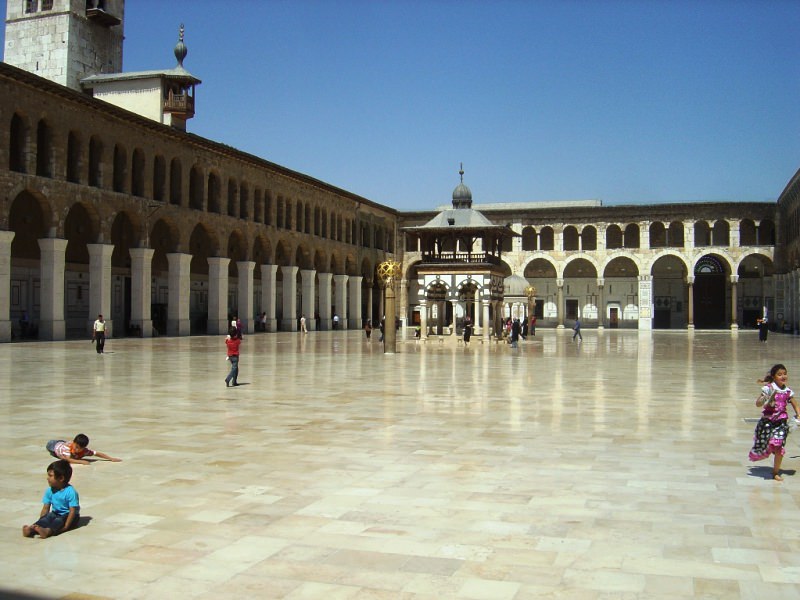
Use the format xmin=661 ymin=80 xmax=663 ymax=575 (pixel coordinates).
xmin=687 ymin=276 xmax=694 ymax=329
xmin=450 ymin=299 xmax=458 ymax=335
xmin=419 ymin=298 xmax=428 ymax=340
xmin=237 ymin=260 xmax=255 ymax=334
xmin=281 ymin=265 xmax=299 ymax=331
xmin=730 ymin=274 xmax=739 ymax=330
xmin=0 ymin=231 xmax=14 ymax=342
xmin=686 ymin=221 xmax=695 ymax=250
xmin=366 ymin=284 xmax=374 ymax=326
xmin=129 ymin=247 xmax=154 ymax=337
xmin=167 ymin=252 xmax=191 ymax=336
xmin=638 ymin=275 xmax=652 ymax=330
xmin=482 ymin=299 xmax=491 ymax=342
xmin=384 ymin=282 xmax=397 ymax=353
xmin=317 ymin=272 xmax=333 ymax=330
xmin=38 ymin=238 xmax=68 ymax=340
xmin=556 ymin=278 xmax=565 ymax=329
xmin=349 ymin=276 xmax=363 ymax=328
xmin=334 ymin=274 xmax=348 ymax=330
xmin=300 ymin=269 xmax=316 ymax=331
xmin=399 ymin=278 xmax=408 ymax=338
xmin=207 ymin=257 xmax=230 ymax=335
xmin=261 ymin=264 xmax=278 ymax=332
xmin=597 ymin=278 xmax=605 ymax=329
xmin=87 ymin=243 xmax=114 ymax=336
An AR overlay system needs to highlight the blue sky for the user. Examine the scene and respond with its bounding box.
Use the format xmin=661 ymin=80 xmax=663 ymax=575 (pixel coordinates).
xmin=3 ymin=0 xmax=799 ymax=211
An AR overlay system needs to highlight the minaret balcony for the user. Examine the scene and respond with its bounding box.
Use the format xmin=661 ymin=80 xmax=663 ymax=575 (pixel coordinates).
xmin=86 ymin=7 xmax=121 ymax=27
xmin=164 ymin=93 xmax=195 ymax=117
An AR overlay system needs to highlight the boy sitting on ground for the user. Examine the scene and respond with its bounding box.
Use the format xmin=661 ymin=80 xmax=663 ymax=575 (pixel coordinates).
xmin=22 ymin=460 xmax=80 ymax=538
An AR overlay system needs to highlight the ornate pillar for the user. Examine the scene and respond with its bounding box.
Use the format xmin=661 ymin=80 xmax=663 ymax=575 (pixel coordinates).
xmin=237 ymin=260 xmax=255 ymax=334
xmin=730 ymin=274 xmax=739 ymax=330
xmin=482 ymin=299 xmax=491 ymax=342
xmin=638 ymin=274 xmax=652 ymax=330
xmin=281 ymin=265 xmax=299 ymax=331
xmin=378 ymin=260 xmax=401 ymax=353
xmin=556 ymin=278 xmax=565 ymax=329
xmin=167 ymin=252 xmax=191 ymax=336
xmin=597 ymin=278 xmax=605 ymax=329
xmin=334 ymin=274 xmax=348 ymax=330
xmin=38 ymin=238 xmax=68 ymax=340
xmin=207 ymin=257 xmax=230 ymax=335
xmin=687 ymin=275 xmax=695 ymax=330
xmin=129 ymin=247 xmax=154 ymax=337
xmin=88 ymin=243 xmax=114 ymax=336
xmin=300 ymin=269 xmax=316 ymax=331
xmin=0 ymin=231 xmax=14 ymax=341
xmin=419 ymin=298 xmax=428 ymax=340
xmin=399 ymin=277 xmax=409 ymax=338
xmin=260 ymin=264 xmax=278 ymax=332
xmin=348 ymin=276 xmax=362 ymax=328
xmin=318 ymin=272 xmax=333 ymax=330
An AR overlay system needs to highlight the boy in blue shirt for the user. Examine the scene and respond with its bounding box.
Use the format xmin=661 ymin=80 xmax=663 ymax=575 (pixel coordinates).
xmin=22 ymin=460 xmax=80 ymax=538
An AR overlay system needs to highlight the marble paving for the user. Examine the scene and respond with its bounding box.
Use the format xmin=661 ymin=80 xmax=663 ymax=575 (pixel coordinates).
xmin=2 ymin=328 xmax=800 ymax=599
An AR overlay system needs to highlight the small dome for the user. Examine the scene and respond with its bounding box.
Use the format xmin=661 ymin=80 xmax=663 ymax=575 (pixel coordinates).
xmin=452 ymin=182 xmax=472 ymax=208
xmin=174 ymin=24 xmax=188 ymax=67
xmin=504 ymin=274 xmax=530 ymax=296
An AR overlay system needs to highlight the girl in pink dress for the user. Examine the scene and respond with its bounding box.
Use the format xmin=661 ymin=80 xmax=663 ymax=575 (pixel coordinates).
xmin=749 ymin=364 xmax=800 ymax=481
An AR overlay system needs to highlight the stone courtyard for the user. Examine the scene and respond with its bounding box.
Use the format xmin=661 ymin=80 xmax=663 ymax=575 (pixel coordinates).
xmin=1 ymin=329 xmax=800 ymax=599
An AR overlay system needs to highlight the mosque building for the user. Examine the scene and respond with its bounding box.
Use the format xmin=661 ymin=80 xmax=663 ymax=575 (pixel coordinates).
xmin=0 ymin=0 xmax=796 ymax=342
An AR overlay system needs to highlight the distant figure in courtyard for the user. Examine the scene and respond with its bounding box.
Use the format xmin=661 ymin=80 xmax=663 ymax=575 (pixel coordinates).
xmin=463 ymin=316 xmax=472 ymax=345
xmin=92 ymin=314 xmax=107 ymax=354
xmin=572 ymin=317 xmax=582 ymax=342
xmin=22 ymin=460 xmax=79 ymax=539
xmin=300 ymin=314 xmax=307 ymax=333
xmin=510 ymin=318 xmax=521 ymax=348
xmin=521 ymin=318 xmax=528 ymax=340
xmin=749 ymin=363 xmax=799 ymax=481
xmin=530 ymin=315 xmax=537 ymax=336
xmin=46 ymin=433 xmax=121 ymax=465
xmin=364 ymin=320 xmax=372 ymax=339
xmin=225 ymin=326 xmax=242 ymax=387
xmin=757 ymin=316 xmax=769 ymax=342
xmin=333 ymin=314 xmax=339 ymax=329
xmin=379 ymin=318 xmax=385 ymax=342
xmin=235 ymin=316 xmax=243 ymax=338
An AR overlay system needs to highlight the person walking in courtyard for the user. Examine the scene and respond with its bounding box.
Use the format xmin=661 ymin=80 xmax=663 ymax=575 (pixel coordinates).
xmin=749 ymin=363 xmax=799 ymax=481
xmin=364 ymin=320 xmax=372 ymax=340
xmin=757 ymin=315 xmax=769 ymax=342
xmin=463 ymin=315 xmax=472 ymax=345
xmin=300 ymin=314 xmax=307 ymax=333
xmin=224 ymin=326 xmax=242 ymax=387
xmin=572 ymin=317 xmax=582 ymax=342
xmin=510 ymin=318 xmax=521 ymax=348
xmin=92 ymin=314 xmax=107 ymax=353
xmin=22 ymin=460 xmax=80 ymax=539
xmin=530 ymin=315 xmax=536 ymax=336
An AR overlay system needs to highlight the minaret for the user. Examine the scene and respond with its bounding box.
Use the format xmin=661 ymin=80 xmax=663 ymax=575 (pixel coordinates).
xmin=3 ymin=0 xmax=124 ymax=91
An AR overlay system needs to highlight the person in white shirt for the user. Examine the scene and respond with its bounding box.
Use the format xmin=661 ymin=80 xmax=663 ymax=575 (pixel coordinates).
xmin=92 ymin=314 xmax=108 ymax=354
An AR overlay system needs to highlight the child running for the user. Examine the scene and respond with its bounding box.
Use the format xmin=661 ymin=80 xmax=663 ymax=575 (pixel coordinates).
xmin=749 ymin=363 xmax=800 ymax=481
xmin=46 ymin=433 xmax=121 ymax=465
xmin=22 ymin=460 xmax=80 ymax=538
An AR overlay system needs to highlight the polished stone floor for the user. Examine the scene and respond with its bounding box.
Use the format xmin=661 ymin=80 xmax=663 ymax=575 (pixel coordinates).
xmin=2 ymin=328 xmax=800 ymax=599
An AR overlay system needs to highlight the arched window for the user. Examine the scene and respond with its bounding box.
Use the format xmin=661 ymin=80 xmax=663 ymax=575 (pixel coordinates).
xmin=606 ymin=224 xmax=623 ymax=249
xmin=227 ymin=178 xmax=237 ymax=217
xmin=66 ymin=131 xmax=81 ymax=184
xmin=131 ymin=148 xmax=145 ymax=197
xmin=36 ymin=120 xmax=53 ymax=177
xmin=207 ymin=172 xmax=221 ymax=214
xmin=239 ymin=183 xmax=249 ymax=220
xmin=169 ymin=158 xmax=182 ymax=206
xmin=694 ymin=221 xmax=711 ymax=246
xmin=253 ymin=189 xmax=263 ymax=223
xmin=582 ymin=226 xmax=597 ymax=250
xmin=9 ymin=113 xmax=28 ymax=173
xmin=758 ymin=219 xmax=776 ymax=245
xmin=712 ymin=220 xmax=730 ymax=246
xmin=667 ymin=221 xmax=684 ymax=247
xmin=563 ymin=226 xmax=579 ymax=251
xmin=189 ymin=165 xmax=204 ymax=210
xmin=539 ymin=226 xmax=555 ymax=251
xmin=739 ymin=219 xmax=757 ymax=246
xmin=88 ymin=136 xmax=103 ymax=187
xmin=113 ymin=144 xmax=127 ymax=193
xmin=521 ymin=226 xmax=537 ymax=251
xmin=623 ymin=224 xmax=640 ymax=248
xmin=153 ymin=155 xmax=166 ymax=202
xmin=649 ymin=222 xmax=666 ymax=248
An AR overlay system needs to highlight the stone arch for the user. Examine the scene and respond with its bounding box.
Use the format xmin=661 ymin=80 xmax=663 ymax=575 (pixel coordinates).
xmin=239 ymin=181 xmax=249 ymax=221
xmin=345 ymin=254 xmax=357 ymax=276
xmin=110 ymin=210 xmax=140 ymax=269
xmin=313 ymin=249 xmax=327 ymax=272
xmin=169 ymin=158 xmax=182 ymax=206
xmin=64 ymin=202 xmax=100 ymax=264
xmin=523 ymin=256 xmax=558 ymax=278
xmin=623 ymin=223 xmax=640 ymax=248
xmin=9 ymin=190 xmax=52 ymax=260
xmin=153 ymin=154 xmax=166 ymax=202
xmin=227 ymin=176 xmax=238 ymax=217
xmin=736 ymin=252 xmax=775 ymax=327
xmin=88 ymin=135 xmax=103 ymax=188
xmin=646 ymin=250 xmax=689 ymax=275
xmin=226 ymin=229 xmax=247 ymax=278
xmin=539 ymin=226 xmax=554 ymax=250
xmin=131 ymin=147 xmax=145 ymax=197
xmin=581 ymin=225 xmax=597 ymax=250
xmin=602 ymin=255 xmax=640 ymax=278
xmin=694 ymin=220 xmax=711 ymax=246
xmin=739 ymin=219 xmax=757 ymax=246
xmin=563 ymin=256 xmax=599 ymax=278
xmin=521 ymin=226 xmax=537 ymax=251
xmin=150 ymin=217 xmax=180 ymax=274
xmin=295 ymin=242 xmax=313 ymax=270
xmin=189 ymin=223 xmax=218 ymax=276
xmin=275 ymin=239 xmax=292 ymax=267
xmin=189 ymin=164 xmax=204 ymax=210
xmin=650 ymin=221 xmax=667 ymax=248
xmin=667 ymin=221 xmax=685 ymax=247
xmin=252 ymin=235 xmax=273 ymax=268
xmin=207 ymin=171 xmax=221 ymax=214
xmin=758 ymin=219 xmax=776 ymax=245
xmin=330 ymin=251 xmax=344 ymax=275
xmin=66 ymin=130 xmax=82 ymax=184
xmin=692 ymin=252 xmax=732 ymax=329
xmin=712 ymin=219 xmax=730 ymax=246
xmin=650 ymin=253 xmax=689 ymax=329
xmin=113 ymin=143 xmax=127 ymax=193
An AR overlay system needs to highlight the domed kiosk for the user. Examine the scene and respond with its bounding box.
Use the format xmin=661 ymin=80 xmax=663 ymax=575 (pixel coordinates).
xmin=402 ymin=167 xmax=518 ymax=342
